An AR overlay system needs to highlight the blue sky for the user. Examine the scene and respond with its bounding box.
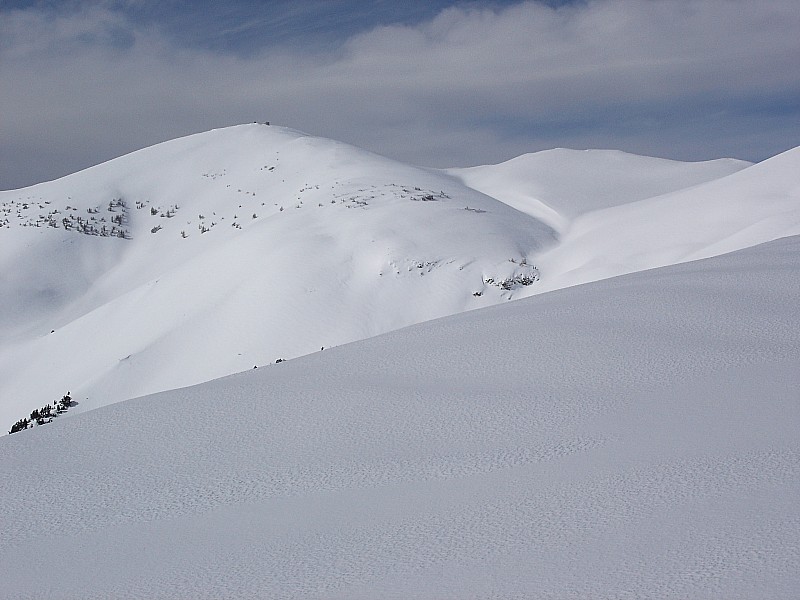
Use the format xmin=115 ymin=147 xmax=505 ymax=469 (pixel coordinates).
xmin=1 ymin=0 xmax=798 ymax=189
xmin=122 ymin=1 xmax=527 ymax=53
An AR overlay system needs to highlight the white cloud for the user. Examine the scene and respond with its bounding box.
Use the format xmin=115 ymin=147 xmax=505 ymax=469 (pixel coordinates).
xmin=1 ymin=0 xmax=798 ymax=189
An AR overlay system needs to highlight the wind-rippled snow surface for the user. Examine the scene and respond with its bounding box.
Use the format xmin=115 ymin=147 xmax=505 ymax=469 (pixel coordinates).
xmin=2 ymin=236 xmax=798 ymax=598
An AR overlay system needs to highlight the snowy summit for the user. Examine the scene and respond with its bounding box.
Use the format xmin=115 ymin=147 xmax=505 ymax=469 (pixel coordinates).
xmin=1 ymin=124 xmax=799 ymax=598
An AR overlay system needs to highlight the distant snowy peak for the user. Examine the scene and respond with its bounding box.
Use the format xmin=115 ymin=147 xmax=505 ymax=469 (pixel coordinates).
xmin=448 ymin=148 xmax=751 ymax=230
xmin=1 ymin=123 xmax=797 ymax=429
xmin=1 ymin=124 xmax=553 ymax=244
xmin=532 ymin=145 xmax=800 ymax=292
xmin=0 ymin=124 xmax=555 ymax=423
xmin=0 ymin=123 xmax=555 ymax=300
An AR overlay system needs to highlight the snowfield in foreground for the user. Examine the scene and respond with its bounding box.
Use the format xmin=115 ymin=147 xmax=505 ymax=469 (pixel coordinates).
xmin=2 ymin=236 xmax=798 ymax=598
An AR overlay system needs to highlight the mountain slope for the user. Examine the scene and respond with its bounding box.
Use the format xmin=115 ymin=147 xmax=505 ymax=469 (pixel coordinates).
xmin=448 ymin=148 xmax=750 ymax=232
xmin=447 ymin=145 xmax=800 ymax=294
xmin=2 ymin=235 xmax=798 ymax=598
xmin=0 ymin=124 xmax=555 ymax=424
xmin=2 ymin=126 xmax=798 ymax=428
xmin=534 ymin=146 xmax=800 ymax=291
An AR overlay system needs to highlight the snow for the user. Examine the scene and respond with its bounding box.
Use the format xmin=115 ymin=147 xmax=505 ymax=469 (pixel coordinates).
xmin=531 ymin=146 xmax=800 ymax=293
xmin=1 ymin=235 xmax=798 ymax=598
xmin=448 ymin=148 xmax=750 ymax=233
xmin=0 ymin=124 xmax=555 ymax=424
xmin=452 ymin=145 xmax=800 ymax=295
xmin=2 ymin=125 xmax=796 ymax=427
xmin=1 ymin=124 xmax=799 ymax=597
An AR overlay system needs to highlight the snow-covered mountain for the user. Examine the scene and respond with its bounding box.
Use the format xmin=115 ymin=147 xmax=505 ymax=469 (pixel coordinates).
xmin=448 ymin=148 xmax=750 ymax=232
xmin=451 ymin=146 xmax=800 ymax=292
xmin=1 ymin=124 xmax=557 ymax=423
xmin=2 ymin=124 xmax=800 ymax=597
xmin=2 ymin=124 xmax=798 ymax=428
xmin=2 ymin=235 xmax=798 ymax=598
xmin=519 ymin=147 xmax=800 ymax=292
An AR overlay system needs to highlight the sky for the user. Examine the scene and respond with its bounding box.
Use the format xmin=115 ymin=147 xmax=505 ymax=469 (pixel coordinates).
xmin=1 ymin=0 xmax=799 ymax=190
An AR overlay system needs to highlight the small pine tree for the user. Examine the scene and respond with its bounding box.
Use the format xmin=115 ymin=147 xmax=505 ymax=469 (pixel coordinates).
xmin=9 ymin=418 xmax=29 ymax=434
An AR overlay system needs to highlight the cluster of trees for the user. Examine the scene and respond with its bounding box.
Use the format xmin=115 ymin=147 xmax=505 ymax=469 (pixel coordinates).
xmin=499 ymin=272 xmax=539 ymax=290
xmin=149 ymin=204 xmax=179 ymax=218
xmin=1 ymin=196 xmax=136 ymax=238
xmin=8 ymin=393 xmax=73 ymax=435
xmin=108 ymin=198 xmax=126 ymax=212
xmin=482 ymin=267 xmax=540 ymax=291
xmin=59 ymin=214 xmax=129 ymax=238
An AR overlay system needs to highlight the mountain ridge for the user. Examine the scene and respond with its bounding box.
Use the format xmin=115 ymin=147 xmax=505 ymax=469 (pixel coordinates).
xmin=0 ymin=124 xmax=554 ymax=422
xmin=1 ymin=124 xmax=798 ymax=425
xmin=447 ymin=147 xmax=751 ymax=231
